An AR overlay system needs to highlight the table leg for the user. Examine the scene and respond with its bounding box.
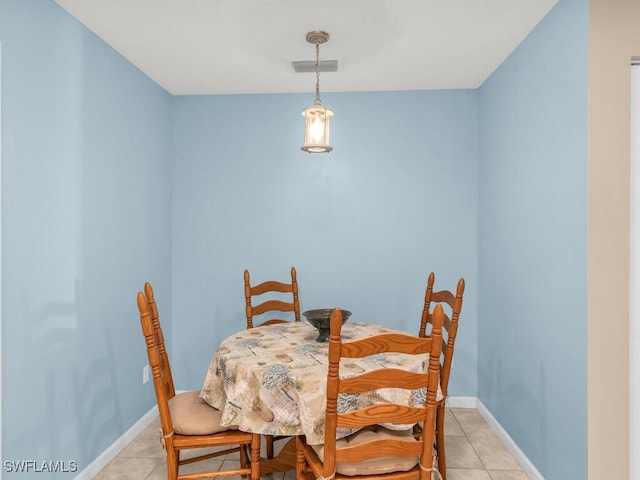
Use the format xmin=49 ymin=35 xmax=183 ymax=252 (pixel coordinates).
xmin=259 ymin=438 xmax=297 ymax=475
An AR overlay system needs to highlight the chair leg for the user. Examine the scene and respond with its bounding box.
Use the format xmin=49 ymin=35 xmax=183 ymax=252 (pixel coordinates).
xmin=239 ymin=443 xmax=248 ymax=475
xmin=266 ymin=435 xmax=275 ymax=458
xmin=436 ymin=404 xmax=446 ymax=480
xmin=295 ymin=436 xmax=307 ymax=480
xmin=250 ymin=434 xmax=261 ymax=480
xmin=166 ymin=447 xmax=179 ymax=480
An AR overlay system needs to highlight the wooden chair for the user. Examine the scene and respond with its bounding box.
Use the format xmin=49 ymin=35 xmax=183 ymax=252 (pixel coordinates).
xmin=137 ymin=288 xmax=260 ymax=480
xmin=417 ymin=273 xmax=465 ymax=480
xmin=244 ymin=267 xmax=301 ymax=458
xmin=244 ymin=266 xmax=300 ymax=329
xmin=296 ymin=305 xmax=445 ymax=480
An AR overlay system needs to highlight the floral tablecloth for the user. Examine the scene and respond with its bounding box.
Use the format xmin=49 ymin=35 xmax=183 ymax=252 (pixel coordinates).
xmin=200 ymin=321 xmax=436 ymax=445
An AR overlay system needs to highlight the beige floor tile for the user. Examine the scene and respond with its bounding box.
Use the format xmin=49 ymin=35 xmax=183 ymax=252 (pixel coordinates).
xmin=117 ymin=427 xmax=165 ymax=458
xmin=94 ymin=457 xmax=160 ymax=480
xmin=148 ymin=416 xmax=161 ymax=429
xmin=451 ymin=408 xmax=495 ymax=437
xmin=488 ymin=470 xmax=531 ymax=480
xmin=144 ymin=461 xmax=168 ymax=480
xmin=220 ymin=458 xmax=241 ymax=470
xmin=443 ymin=435 xmax=485 ymax=469
xmin=468 ymin=435 xmax=522 ymax=470
xmin=443 ymin=408 xmax=465 ymax=436
xmin=446 ymin=468 xmax=493 ymax=480
xmin=145 ymin=453 xmax=227 ymax=477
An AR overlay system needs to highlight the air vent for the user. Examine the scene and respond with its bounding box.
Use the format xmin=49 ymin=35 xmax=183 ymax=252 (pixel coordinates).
xmin=292 ymin=60 xmax=338 ymax=73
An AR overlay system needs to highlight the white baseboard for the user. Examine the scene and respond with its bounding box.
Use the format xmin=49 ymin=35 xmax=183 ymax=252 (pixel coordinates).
xmin=445 ymin=396 xmax=478 ymax=408
xmin=476 ymin=399 xmax=544 ymax=480
xmin=74 ymin=405 xmax=158 ymax=480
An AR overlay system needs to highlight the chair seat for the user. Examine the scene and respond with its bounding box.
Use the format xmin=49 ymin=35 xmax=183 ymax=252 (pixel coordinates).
xmin=169 ymin=391 xmax=238 ymax=436
xmin=311 ymin=426 xmax=419 ymax=475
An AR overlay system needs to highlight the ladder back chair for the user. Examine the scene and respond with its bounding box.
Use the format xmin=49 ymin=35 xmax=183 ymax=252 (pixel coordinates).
xmin=417 ymin=273 xmax=465 ymax=480
xmin=243 ymin=266 xmax=301 ymax=458
xmin=244 ymin=266 xmax=300 ymax=329
xmin=296 ymin=305 xmax=445 ymax=480
xmin=137 ymin=286 xmax=260 ymax=480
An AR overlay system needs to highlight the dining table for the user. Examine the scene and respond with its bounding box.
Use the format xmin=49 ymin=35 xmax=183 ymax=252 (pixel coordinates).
xmin=200 ymin=320 xmax=438 ymax=473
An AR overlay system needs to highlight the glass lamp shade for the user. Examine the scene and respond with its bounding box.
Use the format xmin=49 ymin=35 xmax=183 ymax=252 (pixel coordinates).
xmin=301 ymin=104 xmax=334 ymax=153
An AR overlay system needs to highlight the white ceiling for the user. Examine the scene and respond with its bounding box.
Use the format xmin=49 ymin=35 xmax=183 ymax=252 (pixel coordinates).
xmin=54 ymin=0 xmax=559 ymax=96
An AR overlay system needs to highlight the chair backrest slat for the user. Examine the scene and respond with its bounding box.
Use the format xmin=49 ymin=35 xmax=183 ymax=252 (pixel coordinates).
xmin=337 ymin=404 xmax=426 ymax=428
xmin=334 ymin=439 xmax=424 ymax=463
xmin=340 ymin=369 xmax=430 ymax=393
xmin=250 ymin=280 xmax=293 ymax=295
xmin=429 ymin=290 xmax=456 ymax=306
xmin=340 ymin=333 xmax=433 ymax=358
xmin=251 ymin=300 xmax=296 ymax=316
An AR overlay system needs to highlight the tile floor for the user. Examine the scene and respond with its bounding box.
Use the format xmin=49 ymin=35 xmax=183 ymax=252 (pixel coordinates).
xmin=95 ymin=408 xmax=529 ymax=480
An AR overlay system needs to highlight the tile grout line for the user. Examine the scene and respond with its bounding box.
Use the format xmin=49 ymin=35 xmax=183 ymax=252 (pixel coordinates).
xmin=450 ymin=408 xmax=492 ymax=474
xmin=450 ymin=407 xmax=530 ymax=479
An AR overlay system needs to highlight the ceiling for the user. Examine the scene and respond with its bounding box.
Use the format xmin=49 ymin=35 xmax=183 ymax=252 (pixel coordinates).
xmin=53 ymin=0 xmax=559 ymax=96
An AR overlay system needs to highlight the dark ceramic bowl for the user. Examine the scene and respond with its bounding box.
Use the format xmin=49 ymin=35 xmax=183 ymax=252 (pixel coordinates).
xmin=303 ymin=309 xmax=352 ymax=342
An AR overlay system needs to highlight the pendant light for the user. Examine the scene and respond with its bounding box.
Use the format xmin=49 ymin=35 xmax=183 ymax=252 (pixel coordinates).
xmin=301 ymin=31 xmax=334 ymax=153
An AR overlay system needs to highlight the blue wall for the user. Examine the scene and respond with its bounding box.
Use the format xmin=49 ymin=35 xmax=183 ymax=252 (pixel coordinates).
xmin=0 ymin=0 xmax=172 ymax=476
xmin=478 ymin=0 xmax=588 ymax=477
xmin=171 ymin=91 xmax=479 ymax=392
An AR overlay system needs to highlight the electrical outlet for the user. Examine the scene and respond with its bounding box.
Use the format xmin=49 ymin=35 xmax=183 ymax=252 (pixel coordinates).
xmin=143 ymin=364 xmax=150 ymax=384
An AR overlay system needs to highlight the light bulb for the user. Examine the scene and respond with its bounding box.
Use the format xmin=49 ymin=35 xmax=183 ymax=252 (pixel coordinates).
xmin=310 ymin=113 xmax=325 ymax=143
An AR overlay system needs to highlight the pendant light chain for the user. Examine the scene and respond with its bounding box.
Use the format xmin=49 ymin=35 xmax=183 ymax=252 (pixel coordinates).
xmin=314 ymin=41 xmax=321 ymax=106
